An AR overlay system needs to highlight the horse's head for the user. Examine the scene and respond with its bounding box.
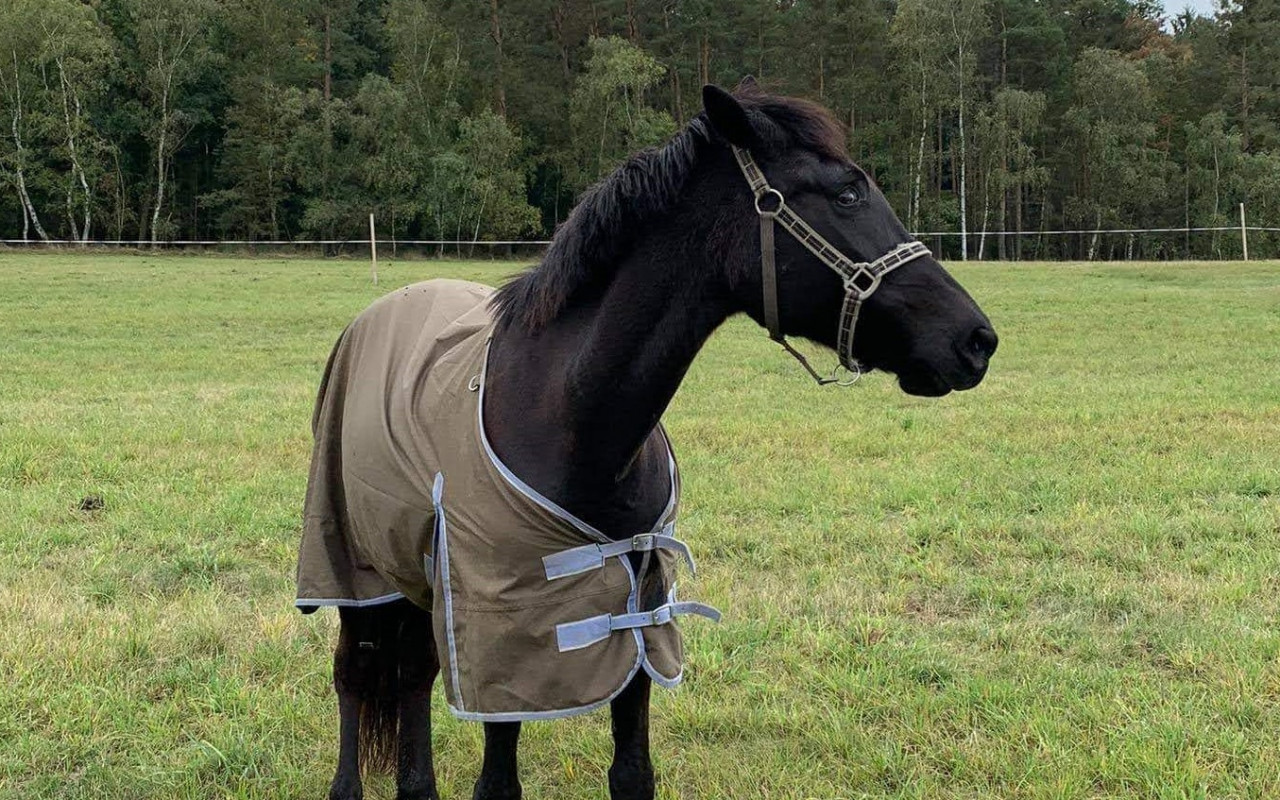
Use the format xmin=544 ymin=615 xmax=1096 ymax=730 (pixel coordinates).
xmin=702 ymin=81 xmax=996 ymax=396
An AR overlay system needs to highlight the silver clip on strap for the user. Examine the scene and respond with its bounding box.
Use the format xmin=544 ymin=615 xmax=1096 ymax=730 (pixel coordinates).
xmin=542 ymin=523 xmax=696 ymax=581
xmin=555 ymin=601 xmax=723 ymax=653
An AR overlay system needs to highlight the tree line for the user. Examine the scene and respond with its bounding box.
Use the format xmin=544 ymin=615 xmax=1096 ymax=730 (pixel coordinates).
xmin=1 ymin=0 xmax=1277 ymax=260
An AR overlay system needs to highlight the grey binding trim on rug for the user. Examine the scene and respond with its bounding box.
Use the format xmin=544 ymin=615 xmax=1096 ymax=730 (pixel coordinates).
xmin=432 ymin=472 xmax=466 ymax=713
xmin=293 ymin=591 xmax=406 ymax=609
xmin=644 ymin=583 xmax=685 ymax=688
xmin=644 ymin=658 xmax=684 ymax=688
xmin=474 ymin=344 xmax=677 ymax=546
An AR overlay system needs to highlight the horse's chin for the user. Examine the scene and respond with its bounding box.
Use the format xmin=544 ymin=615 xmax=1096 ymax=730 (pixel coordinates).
xmin=895 ymin=369 xmax=953 ymax=397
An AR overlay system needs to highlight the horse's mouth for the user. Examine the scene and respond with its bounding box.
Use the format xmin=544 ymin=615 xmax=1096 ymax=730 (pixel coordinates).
xmin=896 ymin=362 xmax=988 ymax=396
xmin=897 ymin=369 xmax=953 ymax=397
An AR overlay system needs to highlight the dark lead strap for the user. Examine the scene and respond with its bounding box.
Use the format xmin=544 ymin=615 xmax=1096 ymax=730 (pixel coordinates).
xmin=760 ymin=212 xmax=780 ymax=339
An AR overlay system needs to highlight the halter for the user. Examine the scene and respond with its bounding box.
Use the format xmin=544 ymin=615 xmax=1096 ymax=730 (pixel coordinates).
xmin=732 ymin=145 xmax=932 ymax=386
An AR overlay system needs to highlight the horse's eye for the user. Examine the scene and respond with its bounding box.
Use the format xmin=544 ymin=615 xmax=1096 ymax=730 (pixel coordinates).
xmin=836 ymin=186 xmax=861 ymax=207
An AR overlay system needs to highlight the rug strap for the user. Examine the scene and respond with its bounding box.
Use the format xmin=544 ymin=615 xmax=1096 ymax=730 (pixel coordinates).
xmin=555 ymin=602 xmax=723 ymax=653
xmin=542 ymin=525 xmax=695 ymax=581
xmin=423 ymin=472 xmax=446 ymax=587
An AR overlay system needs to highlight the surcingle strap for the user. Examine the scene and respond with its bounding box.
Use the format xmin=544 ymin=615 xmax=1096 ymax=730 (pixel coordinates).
xmin=423 ymin=472 xmax=445 ymax=587
xmin=555 ymin=602 xmax=723 ymax=653
xmin=542 ymin=524 xmax=696 ymax=580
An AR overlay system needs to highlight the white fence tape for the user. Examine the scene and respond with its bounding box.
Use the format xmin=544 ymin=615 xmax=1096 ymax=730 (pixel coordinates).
xmin=3 ymin=228 xmax=1280 ymax=246
xmin=0 ymin=239 xmax=555 ymax=246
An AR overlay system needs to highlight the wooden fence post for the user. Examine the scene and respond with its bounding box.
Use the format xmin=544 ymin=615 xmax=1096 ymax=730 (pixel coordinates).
xmin=1239 ymin=203 xmax=1249 ymax=261
xmin=369 ymin=213 xmax=379 ymax=284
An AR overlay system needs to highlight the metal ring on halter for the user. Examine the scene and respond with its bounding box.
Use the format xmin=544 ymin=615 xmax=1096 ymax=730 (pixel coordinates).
xmin=845 ymin=270 xmax=880 ymax=300
xmin=831 ymin=363 xmax=863 ymax=387
xmin=754 ymin=188 xmax=784 ymax=218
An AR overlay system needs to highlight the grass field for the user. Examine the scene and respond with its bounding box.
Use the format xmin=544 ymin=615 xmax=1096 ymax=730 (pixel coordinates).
xmin=1 ymin=252 xmax=1279 ymax=799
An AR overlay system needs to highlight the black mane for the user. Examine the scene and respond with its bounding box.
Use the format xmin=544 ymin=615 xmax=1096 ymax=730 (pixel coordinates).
xmin=492 ymin=89 xmax=847 ymax=332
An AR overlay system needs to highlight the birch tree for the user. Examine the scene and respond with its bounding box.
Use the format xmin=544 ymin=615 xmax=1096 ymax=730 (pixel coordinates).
xmin=457 ymin=109 xmax=540 ymax=239
xmin=385 ymin=0 xmax=463 ymax=244
xmin=1184 ymin=112 xmax=1245 ymax=257
xmin=0 ymin=0 xmax=52 ymax=240
xmin=565 ymin=36 xmax=674 ymax=192
xmin=890 ymin=1 xmax=947 ymax=234
xmin=945 ymin=0 xmax=989 ymax=260
xmin=973 ymin=89 xmax=1045 ymax=259
xmin=41 ymin=1 xmax=112 ymax=243
xmin=125 ymin=0 xmax=215 ymax=244
xmin=207 ymin=0 xmax=315 ymax=239
xmin=1063 ymin=48 xmax=1161 ymax=259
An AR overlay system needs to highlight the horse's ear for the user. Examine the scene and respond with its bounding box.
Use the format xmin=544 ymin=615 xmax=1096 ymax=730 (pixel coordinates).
xmin=702 ymin=84 xmax=756 ymax=149
xmin=736 ymin=75 xmax=759 ymax=92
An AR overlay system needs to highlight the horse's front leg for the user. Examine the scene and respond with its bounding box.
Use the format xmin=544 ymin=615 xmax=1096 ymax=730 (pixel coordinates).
xmin=608 ymin=673 xmax=655 ymax=800
xmin=396 ymin=604 xmax=440 ymax=800
xmin=472 ymin=722 xmax=523 ymax=800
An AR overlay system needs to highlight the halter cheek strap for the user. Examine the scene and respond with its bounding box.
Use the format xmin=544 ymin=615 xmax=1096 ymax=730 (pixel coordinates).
xmin=732 ymin=145 xmax=932 ymax=386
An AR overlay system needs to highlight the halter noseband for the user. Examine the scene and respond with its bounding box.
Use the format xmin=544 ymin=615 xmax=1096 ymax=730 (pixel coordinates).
xmin=732 ymin=145 xmax=931 ymax=386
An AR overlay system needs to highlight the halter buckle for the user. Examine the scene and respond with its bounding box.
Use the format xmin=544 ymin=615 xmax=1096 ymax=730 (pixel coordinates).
xmin=754 ymin=188 xmax=784 ymax=218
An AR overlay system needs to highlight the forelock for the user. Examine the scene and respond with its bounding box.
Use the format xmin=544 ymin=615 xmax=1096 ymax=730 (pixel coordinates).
xmin=736 ymin=87 xmax=849 ymax=162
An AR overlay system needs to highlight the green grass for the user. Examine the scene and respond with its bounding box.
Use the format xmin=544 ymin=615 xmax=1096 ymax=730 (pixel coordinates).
xmin=1 ymin=251 xmax=1279 ymax=799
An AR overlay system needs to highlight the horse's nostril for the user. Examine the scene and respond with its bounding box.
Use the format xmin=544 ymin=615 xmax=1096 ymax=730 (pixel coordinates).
xmin=968 ymin=326 xmax=998 ymax=362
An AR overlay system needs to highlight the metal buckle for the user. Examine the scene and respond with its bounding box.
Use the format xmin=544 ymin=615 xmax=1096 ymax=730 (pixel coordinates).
xmin=631 ymin=533 xmax=658 ymax=552
xmin=754 ymin=188 xmax=784 ymax=218
xmin=648 ymin=605 xmax=673 ymax=626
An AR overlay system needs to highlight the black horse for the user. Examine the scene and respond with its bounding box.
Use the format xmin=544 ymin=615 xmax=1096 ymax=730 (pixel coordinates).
xmin=317 ymin=81 xmax=995 ymax=800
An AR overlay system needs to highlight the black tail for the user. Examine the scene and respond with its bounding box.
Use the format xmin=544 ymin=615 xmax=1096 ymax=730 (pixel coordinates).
xmin=336 ymin=602 xmax=410 ymax=774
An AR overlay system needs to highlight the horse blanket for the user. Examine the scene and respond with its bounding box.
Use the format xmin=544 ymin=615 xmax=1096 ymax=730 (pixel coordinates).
xmin=296 ymin=279 xmax=719 ymax=721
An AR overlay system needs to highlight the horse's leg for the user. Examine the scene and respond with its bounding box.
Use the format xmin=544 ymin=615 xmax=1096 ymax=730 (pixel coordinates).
xmin=329 ymin=606 xmax=378 ymax=800
xmin=395 ymin=602 xmax=439 ymax=800
xmin=608 ymin=673 xmax=655 ymax=800
xmin=328 ymin=602 xmax=407 ymax=800
xmin=330 ymin=632 xmax=364 ymax=800
xmin=472 ymin=722 xmax=523 ymax=800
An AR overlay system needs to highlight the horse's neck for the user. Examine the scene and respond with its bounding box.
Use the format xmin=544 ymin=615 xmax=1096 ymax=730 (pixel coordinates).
xmin=485 ymin=235 xmax=731 ymax=535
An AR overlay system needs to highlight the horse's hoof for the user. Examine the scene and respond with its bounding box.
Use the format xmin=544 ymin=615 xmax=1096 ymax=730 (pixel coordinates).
xmin=471 ymin=780 xmax=522 ymax=800
xmin=328 ymin=783 xmax=363 ymax=800
xmin=609 ymin=766 xmax=655 ymax=800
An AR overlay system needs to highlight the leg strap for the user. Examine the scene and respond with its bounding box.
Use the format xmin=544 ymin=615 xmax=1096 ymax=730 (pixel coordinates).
xmin=555 ymin=602 xmax=722 ymax=653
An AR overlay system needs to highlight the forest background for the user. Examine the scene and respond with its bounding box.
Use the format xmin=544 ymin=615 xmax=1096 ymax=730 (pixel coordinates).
xmin=2 ymin=0 xmax=1277 ymax=260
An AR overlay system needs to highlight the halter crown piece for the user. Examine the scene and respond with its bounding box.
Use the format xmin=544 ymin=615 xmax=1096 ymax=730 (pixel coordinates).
xmin=731 ymin=145 xmax=932 ymax=386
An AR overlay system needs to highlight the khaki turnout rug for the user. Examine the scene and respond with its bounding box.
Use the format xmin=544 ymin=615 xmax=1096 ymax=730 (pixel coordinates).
xmin=296 ymin=279 xmax=719 ymax=721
